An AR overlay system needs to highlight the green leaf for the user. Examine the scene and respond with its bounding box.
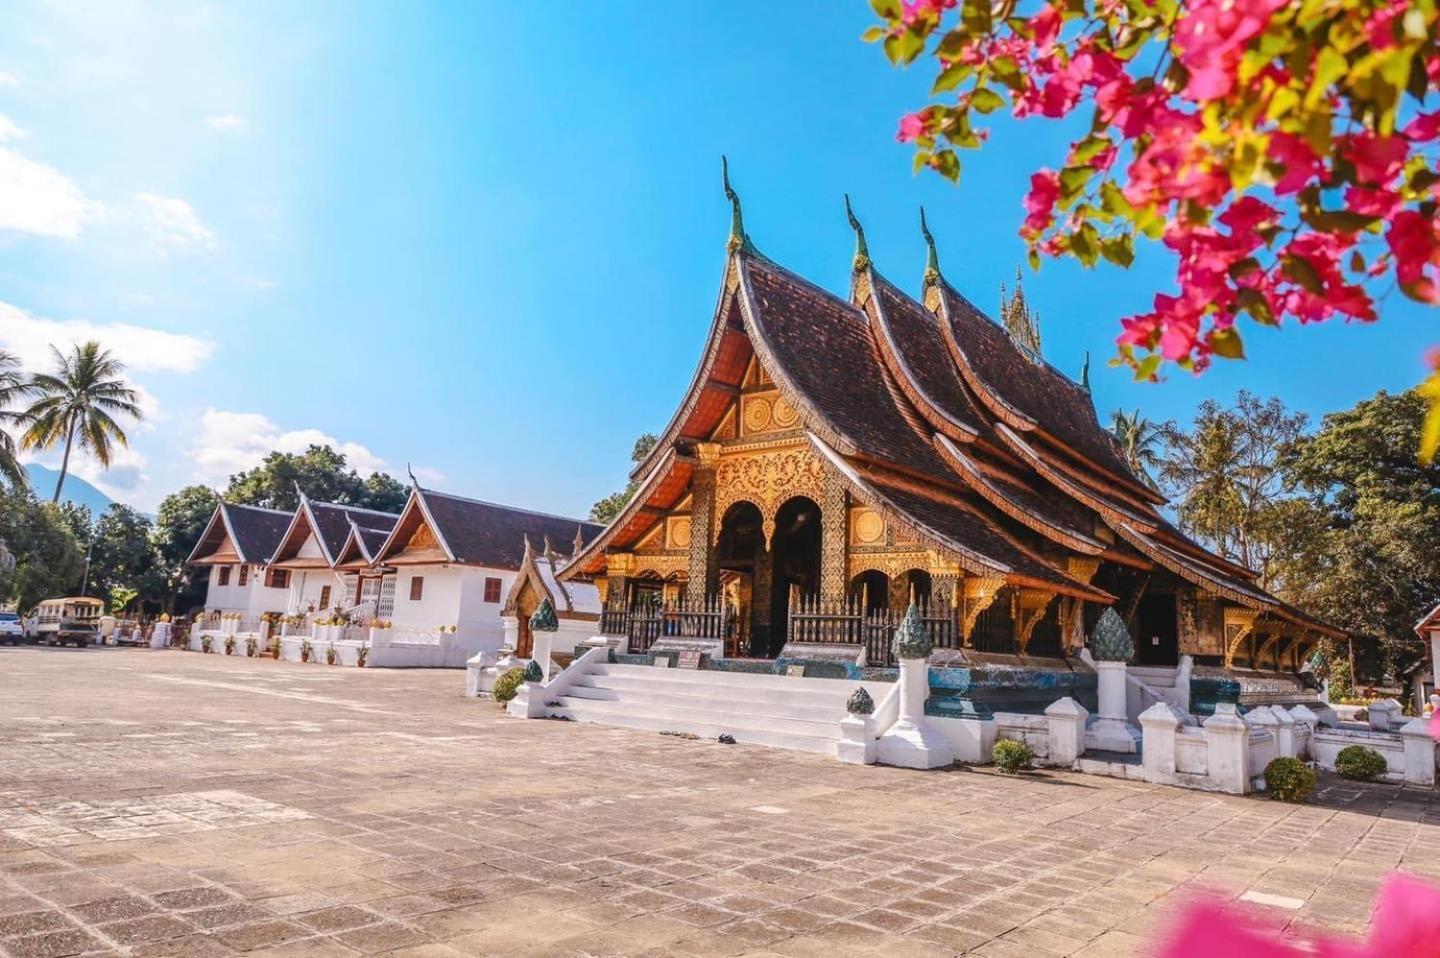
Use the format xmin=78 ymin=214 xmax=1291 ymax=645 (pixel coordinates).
xmin=1071 ymin=135 xmax=1113 ymax=164
xmin=961 ymin=0 xmax=991 ymax=34
xmin=936 ymin=29 xmax=972 ymax=59
xmin=1100 ymin=235 xmax=1135 ymax=268
xmin=883 ymin=29 xmax=926 ymax=65
xmin=860 ymin=26 xmax=887 ymax=43
xmin=870 ymin=0 xmax=903 ymax=19
xmin=1306 ymin=46 xmax=1348 ymax=109
xmin=990 ymin=56 xmax=1022 ymax=90
xmin=1070 ymin=222 xmax=1100 ymax=266
xmin=970 ymin=87 xmax=1005 ymax=113
xmin=1059 ymin=165 xmax=1095 ymax=202
xmin=932 ymin=64 xmax=971 ymax=94
xmin=1209 ymin=327 xmax=1245 ymax=360
xmin=1237 ymin=288 xmax=1276 ymax=326
xmin=1282 ymin=254 xmax=1325 ymax=295
xmin=931 ymin=149 xmax=961 ymax=182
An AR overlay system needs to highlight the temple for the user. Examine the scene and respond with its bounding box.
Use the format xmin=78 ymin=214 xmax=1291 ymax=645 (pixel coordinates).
xmin=560 ymin=175 xmax=1342 ymax=698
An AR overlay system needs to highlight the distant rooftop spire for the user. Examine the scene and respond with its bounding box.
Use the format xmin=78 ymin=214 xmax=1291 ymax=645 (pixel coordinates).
xmin=722 ymin=156 xmax=752 ymax=254
xmin=1080 ymin=351 xmax=1091 ymax=392
xmin=1001 ymin=267 xmax=1043 ymax=359
xmin=920 ymin=207 xmax=940 ymax=285
xmin=572 ymin=524 xmax=585 ymax=558
xmin=844 ymin=194 xmax=870 ymax=272
xmin=292 ymin=480 xmax=306 ymax=503
xmin=406 ymin=462 xmax=419 ymax=488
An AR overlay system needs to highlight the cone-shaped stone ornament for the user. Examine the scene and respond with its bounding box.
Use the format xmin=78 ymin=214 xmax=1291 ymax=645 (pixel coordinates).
xmin=523 ymin=659 xmax=544 ymax=683
xmin=847 ymin=686 xmax=875 ymax=716
xmin=529 ymin=598 xmax=559 ymax=633
xmin=1088 ymin=607 xmax=1134 ymax=663
xmin=891 ymin=602 xmax=933 ymax=661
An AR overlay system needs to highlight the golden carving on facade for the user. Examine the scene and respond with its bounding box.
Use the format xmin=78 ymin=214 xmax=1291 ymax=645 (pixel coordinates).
xmin=1222 ymin=607 xmax=1259 ymax=669
xmin=847 ymin=551 xmax=932 ymax=581
xmin=852 ymin=508 xmax=885 ymax=545
xmin=961 ymin=576 xmax=1006 ymax=643
xmin=772 ymin=395 xmax=799 ymax=429
xmin=742 ymin=395 xmax=773 ymax=434
xmin=633 ymin=553 xmax=688 ymax=579
xmin=1015 ymin=588 xmax=1056 ymax=655
xmin=606 ymin=553 xmax=634 ymax=577
xmin=667 ymin=517 xmax=692 ymax=550
xmin=853 ymin=272 xmax=872 ymax=307
xmin=1059 ymin=596 xmax=1085 ymax=651
xmin=1065 ymin=557 xmax=1101 ymax=584
xmin=713 ymin=444 xmax=827 ymax=546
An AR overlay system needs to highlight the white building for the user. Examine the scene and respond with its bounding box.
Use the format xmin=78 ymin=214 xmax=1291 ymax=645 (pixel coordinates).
xmin=266 ymin=495 xmax=400 ymax=618
xmin=185 ymin=501 xmax=294 ymax=623
xmin=368 ymin=485 xmax=602 ymax=665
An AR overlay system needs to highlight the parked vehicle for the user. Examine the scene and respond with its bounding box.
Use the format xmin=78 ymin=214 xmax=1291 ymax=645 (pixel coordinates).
xmin=0 ymin=611 xmax=23 ymax=645
xmin=28 ymin=597 xmax=102 ymax=647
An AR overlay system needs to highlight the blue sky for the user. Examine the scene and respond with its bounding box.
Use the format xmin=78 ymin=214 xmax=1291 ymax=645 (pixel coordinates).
xmin=0 ymin=1 xmax=1433 ymax=515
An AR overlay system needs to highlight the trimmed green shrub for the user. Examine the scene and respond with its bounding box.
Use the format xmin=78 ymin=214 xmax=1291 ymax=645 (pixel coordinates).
xmin=492 ymin=666 xmax=526 ymax=704
xmin=1334 ymin=745 xmax=1387 ymax=781
xmin=1264 ymin=757 xmax=1316 ymax=803
xmin=992 ymin=738 xmax=1034 ymax=773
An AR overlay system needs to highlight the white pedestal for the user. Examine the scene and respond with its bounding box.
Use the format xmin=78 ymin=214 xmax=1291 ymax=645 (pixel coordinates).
xmin=836 ymin=714 xmax=876 ymax=765
xmin=149 ymin=623 xmax=171 ymax=649
xmin=1044 ymin=697 xmax=1088 ymax=766
xmin=877 ymin=658 xmax=954 ymax=770
xmin=1400 ymin=717 xmax=1438 ymax=786
xmin=1085 ymin=660 xmax=1140 ymax=754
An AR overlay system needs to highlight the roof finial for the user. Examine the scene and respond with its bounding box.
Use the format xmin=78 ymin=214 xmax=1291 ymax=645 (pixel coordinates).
xmin=920 ymin=207 xmax=940 ymax=285
xmin=406 ymin=462 xmax=418 ymax=488
xmin=521 ymin=533 xmax=533 ymax=560
xmin=572 ymin=524 xmax=585 ymax=558
xmin=292 ymin=479 xmax=306 ymax=504
xmin=844 ymin=194 xmax=870 ymax=272
xmin=722 ymin=156 xmax=751 ymax=254
xmin=1080 ymin=351 xmax=1091 ymax=392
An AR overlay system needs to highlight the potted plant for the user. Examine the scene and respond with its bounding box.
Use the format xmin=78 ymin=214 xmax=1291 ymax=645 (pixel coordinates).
xmin=325 ymin=645 xmax=339 ymax=666
xmin=200 ymin=635 xmax=213 ymax=654
xmin=299 ymin=638 xmax=314 ymax=663
xmin=245 ymin=636 xmax=258 ymax=657
xmin=356 ymin=643 xmax=369 ymax=668
xmin=224 ymin=636 xmax=236 ymax=656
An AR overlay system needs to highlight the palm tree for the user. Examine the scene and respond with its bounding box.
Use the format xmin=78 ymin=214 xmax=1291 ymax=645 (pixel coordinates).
xmin=0 ymin=350 xmax=33 ymax=490
xmin=20 ymin=342 xmax=142 ymax=503
xmin=1110 ymin=408 xmax=1163 ymax=489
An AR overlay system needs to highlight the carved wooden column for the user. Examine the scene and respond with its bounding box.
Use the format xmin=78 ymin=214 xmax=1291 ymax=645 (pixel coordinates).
xmin=819 ymin=471 xmax=848 ymax=601
xmin=685 ymin=443 xmax=720 ymax=602
xmin=606 ymin=553 xmax=633 ymax=612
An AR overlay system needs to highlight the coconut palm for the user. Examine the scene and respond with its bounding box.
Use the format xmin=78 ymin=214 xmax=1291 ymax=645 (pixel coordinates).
xmin=1110 ymin=408 xmax=1163 ymax=489
xmin=0 ymin=350 xmax=33 ymax=490
xmin=20 ymin=342 xmax=142 ymax=503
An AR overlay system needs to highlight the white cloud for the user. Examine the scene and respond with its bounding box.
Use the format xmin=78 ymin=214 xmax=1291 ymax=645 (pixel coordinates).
xmin=133 ymin=192 xmax=215 ymax=251
xmin=0 ymin=115 xmax=27 ymax=143
xmin=204 ymin=114 xmax=248 ymax=132
xmin=0 ymin=300 xmax=216 ymax=374
xmin=192 ymin=409 xmax=390 ymax=485
xmin=0 ymin=70 xmax=18 ymax=88
xmin=411 ymin=465 xmax=447 ymax=485
xmin=0 ymin=147 xmax=101 ymax=238
xmin=243 ymin=277 xmax=275 ymax=292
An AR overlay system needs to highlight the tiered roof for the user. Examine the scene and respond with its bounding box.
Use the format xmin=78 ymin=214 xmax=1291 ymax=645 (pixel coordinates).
xmin=185 ymin=501 xmax=293 ymax=566
xmin=269 ymin=496 xmax=401 ymax=569
xmin=565 ymin=172 xmax=1340 ymax=641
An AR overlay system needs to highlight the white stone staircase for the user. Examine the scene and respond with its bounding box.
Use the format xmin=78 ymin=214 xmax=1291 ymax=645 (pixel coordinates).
xmin=545 ymin=662 xmax=890 ymax=755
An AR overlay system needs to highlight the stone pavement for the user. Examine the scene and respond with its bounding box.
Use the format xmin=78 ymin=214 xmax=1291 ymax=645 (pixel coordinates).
xmin=1 ymin=648 xmax=1436 ymax=958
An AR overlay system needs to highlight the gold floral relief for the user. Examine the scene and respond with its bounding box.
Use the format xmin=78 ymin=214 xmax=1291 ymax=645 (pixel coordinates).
xmin=668 ymin=517 xmax=692 ymax=550
xmin=742 ymin=395 xmax=774 ymax=434
xmin=851 ymin=508 xmax=885 ymax=545
xmin=714 ymin=444 xmax=827 ymax=545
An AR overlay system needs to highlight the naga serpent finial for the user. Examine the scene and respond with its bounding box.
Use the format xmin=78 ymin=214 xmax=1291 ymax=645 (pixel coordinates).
xmin=844 ymin=194 xmax=870 ymax=272
xmin=920 ymin=206 xmax=940 ymax=285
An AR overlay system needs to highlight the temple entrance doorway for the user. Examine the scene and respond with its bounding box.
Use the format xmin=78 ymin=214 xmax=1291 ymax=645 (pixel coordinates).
xmin=893 ymin=568 xmax=933 ymax=609
xmin=769 ymin=496 xmax=821 ymax=657
xmin=849 ymin=571 xmax=889 ymax=614
xmin=512 ymin=579 xmax=540 ymax=658
xmin=717 ymin=502 xmax=767 ymax=657
xmin=1136 ymin=592 xmax=1179 ymax=666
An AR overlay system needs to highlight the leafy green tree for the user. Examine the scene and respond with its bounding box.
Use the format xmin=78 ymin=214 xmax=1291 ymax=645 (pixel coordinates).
xmin=590 ymin=433 xmax=658 ymax=524
xmin=226 ymin=445 xmax=407 ymax=512
xmin=1275 ymin=389 xmax=1440 ymax=685
xmin=0 ymin=486 xmax=86 ymax=612
xmin=153 ymin=485 xmax=221 ymax=614
xmin=1109 ymin=409 xmax=1162 ymax=488
xmin=1156 ymin=391 xmax=1308 ymax=586
xmin=0 ymin=349 xmax=32 ymax=491
xmin=19 ymin=342 xmax=142 ymax=503
xmin=89 ymin=504 xmax=164 ymax=608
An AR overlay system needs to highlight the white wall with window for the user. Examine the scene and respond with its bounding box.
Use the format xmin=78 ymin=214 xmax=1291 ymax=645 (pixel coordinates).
xmin=386 ymin=564 xmax=517 ymax=654
xmin=204 ymin=564 xmax=289 ymax=617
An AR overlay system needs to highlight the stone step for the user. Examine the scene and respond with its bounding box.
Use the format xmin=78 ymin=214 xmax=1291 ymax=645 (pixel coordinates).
xmin=576 ymin=671 xmax=877 ymax=710
xmin=550 ymin=692 xmax=847 ymax=740
xmin=591 ymin=662 xmax=866 ymax=693
xmin=549 ymin=699 xmax=842 ymax=754
xmin=562 ymin=681 xmax=852 ymax=724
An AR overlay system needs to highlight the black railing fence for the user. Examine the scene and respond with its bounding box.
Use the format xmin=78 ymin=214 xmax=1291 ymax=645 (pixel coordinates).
xmin=600 ymin=595 xmax=732 ymax=655
xmin=788 ymin=595 xmax=959 ymax=667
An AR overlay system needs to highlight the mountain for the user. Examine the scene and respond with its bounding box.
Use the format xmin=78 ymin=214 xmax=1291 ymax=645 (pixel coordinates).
xmin=23 ymin=464 xmax=116 ymax=518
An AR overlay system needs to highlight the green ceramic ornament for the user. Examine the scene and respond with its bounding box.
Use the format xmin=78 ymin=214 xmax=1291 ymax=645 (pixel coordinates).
xmin=891 ymin=603 xmax=933 ymax=661
xmin=847 ymin=686 xmax=875 ymax=716
xmin=1088 ymin=608 xmax=1134 ymax=663
xmin=523 ymin=659 xmax=544 ymax=683
xmin=529 ymin=598 xmax=558 ymax=633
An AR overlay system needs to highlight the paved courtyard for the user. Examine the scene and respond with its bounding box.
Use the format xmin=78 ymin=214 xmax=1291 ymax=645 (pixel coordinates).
xmin=1 ymin=648 xmax=1437 ymax=958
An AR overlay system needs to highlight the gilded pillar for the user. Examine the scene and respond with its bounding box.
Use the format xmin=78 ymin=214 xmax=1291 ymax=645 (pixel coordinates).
xmin=820 ymin=471 xmax=849 ymax=601
xmin=606 ymin=553 xmax=633 ymax=611
xmin=685 ymin=443 xmax=720 ymax=602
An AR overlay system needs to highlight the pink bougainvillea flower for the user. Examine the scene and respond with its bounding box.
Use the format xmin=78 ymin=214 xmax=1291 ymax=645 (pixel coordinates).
xmin=1173 ymin=0 xmax=1287 ymax=100
xmin=896 ymin=111 xmax=928 ymax=143
xmin=1268 ymin=133 xmax=1325 ymax=194
xmin=1344 ymin=134 xmax=1409 ymax=186
xmin=1021 ymin=169 xmax=1061 ymax=238
xmin=1404 ymin=111 xmax=1440 ymax=142
xmin=1430 ymin=709 xmax=1440 ymax=742
xmin=1030 ymin=2 xmax=1063 ymax=49
xmin=1157 ymin=901 xmax=1304 ymax=958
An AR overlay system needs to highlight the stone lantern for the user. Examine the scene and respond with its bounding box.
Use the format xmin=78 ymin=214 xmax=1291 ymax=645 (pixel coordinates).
xmin=1085 ymin=608 xmax=1141 ymax=753
xmin=876 ymin=604 xmax=955 ymax=769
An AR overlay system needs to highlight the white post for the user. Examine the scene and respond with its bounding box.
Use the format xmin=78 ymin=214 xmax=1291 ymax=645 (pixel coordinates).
xmin=1288 ymin=704 xmax=1318 ymax=759
xmin=149 ymin=622 xmax=171 ymax=649
xmin=1086 ymin=660 xmax=1140 ymax=753
xmin=1203 ymin=703 xmax=1251 ymax=794
xmin=1139 ymin=702 xmax=1180 ymax=783
xmin=1174 ymin=654 xmax=1193 ymax=714
xmin=1399 ymin=718 xmax=1437 ymax=787
xmin=1270 ymin=706 xmax=1297 ymax=757
xmin=532 ymin=631 xmax=554 ymax=683
xmin=836 ymin=714 xmax=876 ymax=765
xmin=1368 ymin=698 xmax=1403 ymax=731
xmin=1044 ymin=697 xmax=1088 ymax=767
xmin=876 ymin=658 xmax=954 ymax=769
